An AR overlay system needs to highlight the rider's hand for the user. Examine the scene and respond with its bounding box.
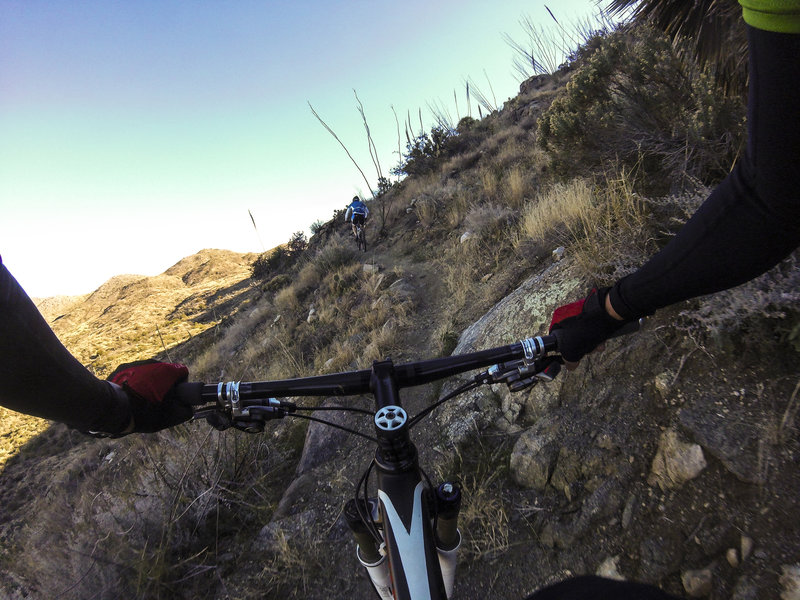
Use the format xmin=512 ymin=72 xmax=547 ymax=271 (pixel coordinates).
xmin=549 ymin=287 xmax=630 ymax=364
xmin=108 ymin=360 xmax=192 ymax=434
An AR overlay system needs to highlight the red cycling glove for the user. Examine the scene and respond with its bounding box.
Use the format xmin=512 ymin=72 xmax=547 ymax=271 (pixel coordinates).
xmin=108 ymin=360 xmax=192 ymax=434
xmin=549 ymin=288 xmax=630 ymax=363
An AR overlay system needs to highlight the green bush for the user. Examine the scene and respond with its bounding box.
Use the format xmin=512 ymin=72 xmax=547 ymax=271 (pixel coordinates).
xmin=287 ymin=231 xmax=307 ymax=256
xmin=393 ymin=126 xmax=455 ymax=177
xmin=537 ymin=24 xmax=745 ymax=187
xmin=251 ymin=246 xmax=289 ymax=281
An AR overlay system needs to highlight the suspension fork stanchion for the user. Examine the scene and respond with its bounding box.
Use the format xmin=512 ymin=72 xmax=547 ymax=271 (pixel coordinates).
xmin=435 ymin=482 xmax=461 ymax=598
xmin=345 ymin=498 xmax=394 ymax=600
xmin=370 ymin=359 xmax=449 ymax=600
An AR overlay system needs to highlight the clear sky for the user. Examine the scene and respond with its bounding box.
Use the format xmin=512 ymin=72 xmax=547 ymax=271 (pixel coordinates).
xmin=1 ymin=0 xmax=606 ymax=298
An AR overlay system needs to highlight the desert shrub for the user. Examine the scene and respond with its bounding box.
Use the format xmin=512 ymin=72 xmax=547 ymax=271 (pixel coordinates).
xmin=287 ymin=231 xmax=307 ymax=256
xmin=680 ymin=251 xmax=800 ymax=341
xmin=537 ymin=24 xmax=745 ymax=186
xmin=264 ymin=273 xmax=292 ymax=293
xmin=321 ymin=263 xmax=361 ymax=298
xmin=463 ymin=202 xmax=515 ymax=240
xmin=274 ymin=286 xmax=301 ymax=314
xmin=294 ymin=262 xmax=321 ymax=295
xmin=251 ymin=246 xmax=289 ymax=281
xmin=393 ymin=126 xmax=455 ymax=177
xmin=312 ymin=235 xmax=358 ymax=272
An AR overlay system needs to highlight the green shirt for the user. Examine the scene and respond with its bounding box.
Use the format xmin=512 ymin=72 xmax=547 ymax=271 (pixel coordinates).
xmin=739 ymin=0 xmax=800 ymax=32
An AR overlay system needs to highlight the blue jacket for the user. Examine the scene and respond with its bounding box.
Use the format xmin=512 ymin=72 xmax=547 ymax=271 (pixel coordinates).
xmin=345 ymin=200 xmax=369 ymax=222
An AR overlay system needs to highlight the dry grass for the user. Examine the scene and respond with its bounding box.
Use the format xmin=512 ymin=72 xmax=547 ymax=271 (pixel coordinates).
xmin=480 ymin=167 xmax=499 ymax=201
xmin=445 ymin=192 xmax=471 ymax=228
xmin=436 ymin=435 xmax=511 ymax=562
xmin=416 ymin=195 xmax=440 ymax=227
xmin=504 ymin=165 xmax=528 ymax=209
xmin=570 ymin=171 xmax=653 ymax=282
xmin=514 ymin=172 xmax=656 ymax=282
xmin=274 ymin=285 xmax=301 ymax=314
xmin=515 ymin=178 xmax=593 ymax=249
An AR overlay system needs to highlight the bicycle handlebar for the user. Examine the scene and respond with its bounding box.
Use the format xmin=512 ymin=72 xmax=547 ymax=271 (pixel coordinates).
xmin=178 ymin=318 xmax=641 ymax=424
xmin=176 ymin=335 xmax=559 ymax=409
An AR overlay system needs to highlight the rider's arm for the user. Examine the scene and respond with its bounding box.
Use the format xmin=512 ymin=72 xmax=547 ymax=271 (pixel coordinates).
xmin=608 ymin=19 xmax=800 ymax=320
xmin=0 ymin=258 xmax=132 ymax=432
xmin=551 ymin=5 xmax=800 ymax=360
xmin=0 ymin=257 xmax=191 ymax=435
xmin=345 ymin=206 xmax=353 ymax=222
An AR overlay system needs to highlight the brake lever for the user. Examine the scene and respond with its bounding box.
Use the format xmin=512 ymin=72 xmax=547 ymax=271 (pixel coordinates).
xmin=197 ymin=400 xmax=294 ymax=434
xmin=482 ymin=356 xmax=563 ymax=392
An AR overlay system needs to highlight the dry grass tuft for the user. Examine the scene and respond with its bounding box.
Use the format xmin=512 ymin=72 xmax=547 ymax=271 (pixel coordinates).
xmin=515 ymin=179 xmax=593 ymax=250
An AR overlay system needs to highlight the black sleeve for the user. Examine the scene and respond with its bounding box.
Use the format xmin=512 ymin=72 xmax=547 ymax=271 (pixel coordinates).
xmin=0 ymin=257 xmax=131 ymax=433
xmin=608 ymin=26 xmax=800 ymax=320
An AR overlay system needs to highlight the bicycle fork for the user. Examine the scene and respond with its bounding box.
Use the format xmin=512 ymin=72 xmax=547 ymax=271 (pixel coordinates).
xmin=345 ymin=482 xmax=462 ymax=600
xmin=344 ymin=358 xmax=463 ymax=599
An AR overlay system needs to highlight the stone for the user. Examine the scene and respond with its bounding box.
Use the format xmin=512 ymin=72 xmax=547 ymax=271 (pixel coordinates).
xmin=780 ymin=564 xmax=800 ymax=600
xmin=654 ymin=372 xmax=674 ymax=398
xmin=295 ymin=400 xmax=349 ymax=476
xmin=550 ymin=446 xmax=584 ymax=499
xmin=552 ymin=246 xmax=566 ymax=261
xmin=638 ymin=534 xmax=684 ymax=581
xmin=731 ymin=576 xmax=758 ymax=600
xmin=741 ymin=535 xmax=754 ymax=561
xmin=679 ymin=398 xmax=764 ymax=484
xmin=727 ymin=547 xmax=740 ymax=568
xmin=460 ymin=231 xmax=474 ymax=244
xmin=436 ymin=261 xmax=581 ymax=447
xmin=648 ymin=429 xmax=707 ymax=491
xmin=682 ymin=567 xmax=713 ymax=598
xmin=596 ymin=555 xmax=624 ymax=581
xmin=509 ymin=417 xmax=559 ymax=490
xmin=522 ymin=378 xmax=562 ymax=425
xmin=257 ymin=510 xmax=316 ymax=552
xmin=621 ymin=494 xmax=636 ymax=530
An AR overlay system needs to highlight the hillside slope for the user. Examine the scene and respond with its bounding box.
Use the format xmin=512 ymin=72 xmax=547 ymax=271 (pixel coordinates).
xmin=0 ymin=248 xmax=258 ymax=470
xmin=2 ymin=20 xmax=800 ymax=600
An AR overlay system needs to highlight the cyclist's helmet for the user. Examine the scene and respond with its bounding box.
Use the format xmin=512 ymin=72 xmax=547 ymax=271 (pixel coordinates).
xmin=352 ymin=196 xmax=360 ymax=202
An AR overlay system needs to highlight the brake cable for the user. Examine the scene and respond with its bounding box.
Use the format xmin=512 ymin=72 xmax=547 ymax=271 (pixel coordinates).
xmin=407 ymin=379 xmax=482 ymax=429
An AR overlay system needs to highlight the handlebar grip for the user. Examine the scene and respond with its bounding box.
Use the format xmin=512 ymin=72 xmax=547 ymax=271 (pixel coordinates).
xmin=174 ymin=382 xmax=205 ymax=406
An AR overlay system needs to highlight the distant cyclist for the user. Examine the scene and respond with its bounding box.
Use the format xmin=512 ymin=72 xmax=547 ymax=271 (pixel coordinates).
xmin=344 ymin=196 xmax=369 ymax=238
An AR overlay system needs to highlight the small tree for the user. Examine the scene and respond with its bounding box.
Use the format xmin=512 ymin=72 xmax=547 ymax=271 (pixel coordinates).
xmin=287 ymin=231 xmax=307 ymax=256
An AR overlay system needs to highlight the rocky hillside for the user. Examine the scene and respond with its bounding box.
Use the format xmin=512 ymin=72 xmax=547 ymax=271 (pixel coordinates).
xmin=40 ymin=248 xmax=258 ymax=376
xmin=0 ymin=248 xmax=257 ymax=469
xmin=2 ymin=18 xmax=799 ymax=600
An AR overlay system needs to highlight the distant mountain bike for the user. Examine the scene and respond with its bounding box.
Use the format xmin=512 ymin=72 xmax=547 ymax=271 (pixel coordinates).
xmin=355 ymin=221 xmax=367 ymax=252
xmin=179 ymin=322 xmax=640 ymax=599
